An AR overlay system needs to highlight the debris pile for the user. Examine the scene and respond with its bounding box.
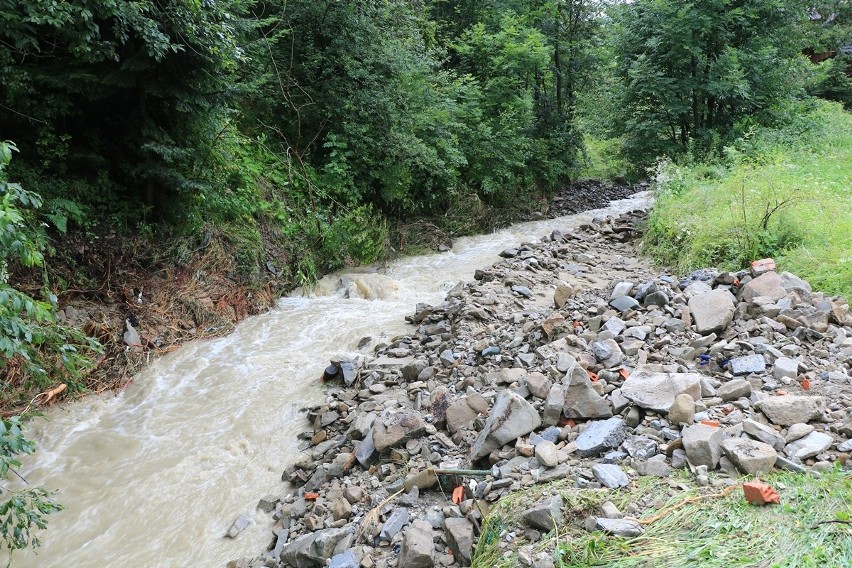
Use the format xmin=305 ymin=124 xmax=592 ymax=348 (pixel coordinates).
xmin=228 ymin=209 xmax=852 ymax=568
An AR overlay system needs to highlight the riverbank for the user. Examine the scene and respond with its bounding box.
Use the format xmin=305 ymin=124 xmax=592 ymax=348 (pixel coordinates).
xmin=2 ymin=180 xmax=645 ymax=416
xmin=230 ymin=203 xmax=852 ymax=567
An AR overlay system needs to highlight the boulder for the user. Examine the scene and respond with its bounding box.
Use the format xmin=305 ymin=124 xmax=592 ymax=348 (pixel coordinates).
xmin=756 ymin=396 xmax=824 ymax=426
xmin=721 ymin=438 xmax=777 ymax=475
xmin=740 ymin=272 xmax=786 ymax=303
xmin=470 ymin=391 xmax=541 ymax=460
xmin=682 ymin=423 xmax=725 ymax=468
xmin=620 ymin=369 xmax=702 ymax=413
xmin=373 ymin=412 xmax=426 ymax=453
xmin=400 ymin=520 xmax=435 ymax=568
xmin=688 ymin=289 xmax=735 ymax=334
xmin=563 ymin=364 xmax=612 ymax=419
xmin=444 ymin=518 xmax=474 ymax=566
xmin=576 ymin=417 xmax=629 ymax=457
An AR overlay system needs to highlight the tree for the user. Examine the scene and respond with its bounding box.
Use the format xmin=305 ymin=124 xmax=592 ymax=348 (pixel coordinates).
xmin=610 ymin=0 xmax=807 ymax=164
xmin=0 ymin=0 xmax=250 ymax=220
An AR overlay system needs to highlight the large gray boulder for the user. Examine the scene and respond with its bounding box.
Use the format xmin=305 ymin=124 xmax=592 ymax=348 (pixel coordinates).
xmin=620 ymin=368 xmax=702 ymax=413
xmin=563 ymin=364 xmax=612 ymax=419
xmin=688 ymin=289 xmax=735 ymax=334
xmin=399 ymin=520 xmax=435 ymax=568
xmin=756 ymin=396 xmax=825 ymax=426
xmin=721 ymin=437 xmax=777 ymax=475
xmin=444 ymin=518 xmax=474 ymax=566
xmin=470 ymin=391 xmax=541 ymax=460
xmin=373 ymin=412 xmax=426 ymax=453
xmin=682 ymin=423 xmax=725 ymax=468
xmin=280 ymin=527 xmax=354 ymax=567
xmin=740 ymin=271 xmax=786 ymax=303
xmin=576 ymin=417 xmax=629 ymax=457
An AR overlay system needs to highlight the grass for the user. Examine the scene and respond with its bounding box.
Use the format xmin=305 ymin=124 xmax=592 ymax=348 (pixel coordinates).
xmin=644 ymin=100 xmax=852 ymax=298
xmin=472 ymin=469 xmax=852 ymax=568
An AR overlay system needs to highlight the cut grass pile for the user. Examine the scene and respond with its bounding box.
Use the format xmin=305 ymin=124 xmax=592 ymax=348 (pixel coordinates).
xmin=472 ymin=469 xmax=852 ymax=568
xmin=644 ymin=100 xmax=852 ymax=299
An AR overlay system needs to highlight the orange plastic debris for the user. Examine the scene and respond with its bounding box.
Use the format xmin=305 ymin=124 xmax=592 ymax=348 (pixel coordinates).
xmin=742 ymin=481 xmax=780 ymax=506
xmin=452 ymin=486 xmax=464 ymax=504
xmin=619 ymin=368 xmax=630 ymax=379
xmin=587 ymin=370 xmax=599 ymax=382
xmin=558 ymin=416 xmax=576 ymax=428
xmin=777 ymin=390 xmax=788 ymax=396
xmin=699 ymin=420 xmax=720 ymax=427
xmin=801 ymin=378 xmax=811 ymax=391
xmin=304 ymin=492 xmax=319 ymax=500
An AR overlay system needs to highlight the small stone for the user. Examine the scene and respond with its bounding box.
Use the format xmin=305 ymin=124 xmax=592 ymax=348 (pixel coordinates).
xmin=633 ymin=455 xmax=672 ymax=477
xmin=717 ymin=379 xmax=752 ymax=401
xmin=773 ymin=357 xmax=799 ymax=380
xmin=329 ymin=551 xmax=359 ymax=568
xmin=742 ymin=419 xmax=785 ymax=451
xmin=668 ymin=394 xmax=695 ymax=425
xmin=594 ymin=518 xmax=643 ymax=537
xmin=470 ymin=391 xmax=542 ymax=460
xmin=225 ymin=514 xmax=251 ymax=538
xmin=523 ymin=495 xmax=564 ymax=531
xmin=344 ymin=485 xmax=365 ymax=504
xmin=785 ymin=423 xmax=814 ymax=443
xmin=400 ymin=520 xmax=435 ymax=568
xmin=728 ymin=355 xmax=766 ymax=376
xmin=600 ymin=501 xmax=623 ymax=519
xmin=563 ymin=364 xmax=612 ymax=419
xmin=535 ymin=441 xmax=560 ymax=468
xmin=610 ymin=295 xmax=640 ymax=312
xmin=380 ymin=508 xmax=410 ymax=542
xmin=444 ymin=518 xmax=474 ymax=566
xmin=331 ymin=498 xmax=352 ymax=521
xmin=688 ymin=289 xmax=735 ymax=334
xmin=592 ymin=464 xmax=629 ymax=488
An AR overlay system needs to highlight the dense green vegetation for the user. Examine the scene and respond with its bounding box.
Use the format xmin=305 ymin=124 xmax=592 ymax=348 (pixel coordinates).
xmin=0 ymin=0 xmax=849 ymax=557
xmin=645 ymin=99 xmax=852 ymax=297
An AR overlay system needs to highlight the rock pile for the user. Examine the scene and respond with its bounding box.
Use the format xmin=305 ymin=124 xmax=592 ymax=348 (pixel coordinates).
xmin=228 ymin=210 xmax=852 ymax=568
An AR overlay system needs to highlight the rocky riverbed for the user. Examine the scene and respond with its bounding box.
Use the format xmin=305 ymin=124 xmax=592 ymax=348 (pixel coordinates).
xmin=227 ymin=208 xmax=852 ymax=568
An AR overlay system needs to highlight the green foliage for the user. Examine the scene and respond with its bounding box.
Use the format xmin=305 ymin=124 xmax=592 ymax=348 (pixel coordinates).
xmin=609 ymin=0 xmax=809 ymax=165
xmin=645 ymin=100 xmax=852 ymax=298
xmin=0 ymin=417 xmax=62 ymax=563
xmin=0 ymin=142 xmax=101 ymax=392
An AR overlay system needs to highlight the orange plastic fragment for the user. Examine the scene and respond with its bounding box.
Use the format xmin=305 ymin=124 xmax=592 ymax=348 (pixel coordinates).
xmin=742 ymin=481 xmax=780 ymax=506
xmin=801 ymin=379 xmax=811 ymax=391
xmin=573 ymin=320 xmax=582 ymax=328
xmin=619 ymin=368 xmax=630 ymax=379
xmin=587 ymin=370 xmax=599 ymax=382
xmin=452 ymin=486 xmax=464 ymax=504
xmin=304 ymin=492 xmax=319 ymax=500
xmin=557 ymin=416 xmax=576 ymax=428
xmin=777 ymin=390 xmax=788 ymax=396
xmin=700 ymin=420 xmax=720 ymax=427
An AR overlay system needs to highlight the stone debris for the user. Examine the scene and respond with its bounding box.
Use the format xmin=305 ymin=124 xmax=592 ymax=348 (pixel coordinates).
xmin=234 ymin=210 xmax=852 ymax=568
